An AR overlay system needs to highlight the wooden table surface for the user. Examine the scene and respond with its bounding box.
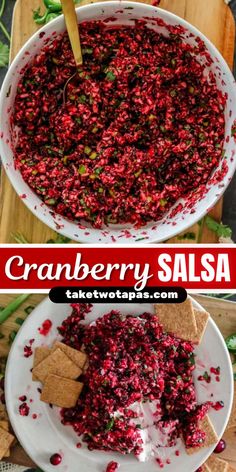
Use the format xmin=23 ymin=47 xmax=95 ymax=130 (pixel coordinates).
xmin=0 ymin=0 xmax=235 ymax=243
xmin=0 ymin=293 xmax=235 ymax=467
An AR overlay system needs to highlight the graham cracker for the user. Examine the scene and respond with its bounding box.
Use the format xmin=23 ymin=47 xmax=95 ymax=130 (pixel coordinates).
xmin=0 ymin=426 xmax=15 ymax=460
xmin=0 ymin=421 xmax=10 ymax=456
xmin=207 ymin=456 xmax=229 ymax=472
xmin=155 ymin=299 xmax=197 ymax=342
xmin=227 ymin=394 xmax=236 ymax=429
xmin=186 ymin=415 xmax=218 ymax=455
xmin=32 ymin=346 xmax=52 ymax=381
xmin=41 ymin=374 xmax=83 ymax=408
xmin=228 ymin=466 xmax=236 ymax=472
xmin=52 ymin=342 xmax=87 ymax=369
xmin=32 ymin=348 xmax=82 ymax=383
xmin=193 ymin=309 xmax=210 ymax=344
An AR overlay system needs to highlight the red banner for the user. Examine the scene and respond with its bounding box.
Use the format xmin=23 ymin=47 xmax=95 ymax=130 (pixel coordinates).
xmin=0 ymin=245 xmax=235 ymax=291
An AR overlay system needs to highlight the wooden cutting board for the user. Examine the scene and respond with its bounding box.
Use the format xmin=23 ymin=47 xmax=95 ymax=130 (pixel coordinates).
xmin=0 ymin=294 xmax=236 ymax=468
xmin=0 ymin=0 xmax=235 ymax=243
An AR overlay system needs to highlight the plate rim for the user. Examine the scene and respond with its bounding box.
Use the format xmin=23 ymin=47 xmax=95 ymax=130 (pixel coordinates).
xmin=5 ymin=296 xmax=234 ymax=471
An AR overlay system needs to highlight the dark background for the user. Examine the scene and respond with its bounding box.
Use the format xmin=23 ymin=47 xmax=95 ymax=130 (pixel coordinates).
xmin=0 ymin=0 xmax=236 ymax=238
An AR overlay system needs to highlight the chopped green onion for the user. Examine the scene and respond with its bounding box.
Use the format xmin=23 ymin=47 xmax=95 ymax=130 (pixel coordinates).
xmin=82 ymin=48 xmax=93 ymax=55
xmin=159 ymin=198 xmax=167 ymax=206
xmin=78 ymin=164 xmax=87 ymax=175
xmin=170 ymin=89 xmax=176 ymax=98
xmin=45 ymin=198 xmax=56 ymax=205
xmin=105 ymin=417 xmax=114 ymax=431
xmin=79 ymin=95 xmax=87 ymax=103
xmin=84 ymin=146 xmax=92 ymax=155
xmin=106 ymin=71 xmax=116 ymax=81
xmin=134 ymin=169 xmax=142 ymax=178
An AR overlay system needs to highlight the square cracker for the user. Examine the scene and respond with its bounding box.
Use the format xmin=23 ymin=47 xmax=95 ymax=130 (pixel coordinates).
xmin=155 ymin=299 xmax=197 ymax=342
xmin=32 ymin=348 xmax=82 ymax=383
xmin=186 ymin=415 xmax=218 ymax=455
xmin=41 ymin=374 xmax=83 ymax=408
xmin=192 ymin=309 xmax=210 ymax=344
xmin=227 ymin=394 xmax=236 ymax=429
xmin=0 ymin=426 xmax=15 ymax=460
xmin=32 ymin=346 xmax=52 ymax=381
xmin=52 ymin=342 xmax=87 ymax=369
xmin=0 ymin=421 xmax=10 ymax=457
xmin=202 ymin=464 xmax=211 ymax=472
xmin=207 ymin=457 xmax=229 ymax=472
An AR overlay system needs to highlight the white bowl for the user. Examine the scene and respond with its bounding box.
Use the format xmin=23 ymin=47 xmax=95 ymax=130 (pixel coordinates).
xmin=5 ymin=297 xmax=234 ymax=472
xmin=1 ymin=2 xmax=236 ymax=244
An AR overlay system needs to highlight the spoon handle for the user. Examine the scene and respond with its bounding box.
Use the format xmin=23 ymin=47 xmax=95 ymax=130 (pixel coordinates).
xmin=61 ymin=0 xmax=83 ymax=66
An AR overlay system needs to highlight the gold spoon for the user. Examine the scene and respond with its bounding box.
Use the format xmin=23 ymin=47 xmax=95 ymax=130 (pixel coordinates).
xmin=61 ymin=0 xmax=83 ymax=103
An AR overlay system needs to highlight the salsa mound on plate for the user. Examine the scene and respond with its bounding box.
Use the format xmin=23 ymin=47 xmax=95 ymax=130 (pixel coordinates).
xmin=12 ymin=19 xmax=226 ymax=228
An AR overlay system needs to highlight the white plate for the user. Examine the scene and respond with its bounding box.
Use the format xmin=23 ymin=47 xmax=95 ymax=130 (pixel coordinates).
xmin=1 ymin=2 xmax=236 ymax=244
xmin=5 ymin=298 xmax=233 ymax=472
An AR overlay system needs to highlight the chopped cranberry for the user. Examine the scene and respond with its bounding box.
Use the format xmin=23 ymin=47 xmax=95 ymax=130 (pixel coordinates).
xmin=50 ymin=453 xmax=62 ymax=466
xmin=32 ymin=413 xmax=37 ymax=419
xmin=105 ymin=462 xmax=119 ymax=472
xmin=19 ymin=402 xmax=30 ymax=416
xmin=212 ymin=401 xmax=224 ymax=411
xmin=210 ymin=366 xmax=220 ymax=375
xmin=19 ymin=395 xmax=27 ymax=402
xmin=156 ymin=458 xmax=164 ymax=468
xmin=76 ymin=442 xmax=82 ymax=448
xmin=58 ymin=305 xmax=222 ymax=455
xmin=38 ymin=319 xmax=52 ymax=336
xmin=214 ymin=439 xmax=226 ymax=454
xmin=24 ymin=345 xmax=33 ymax=358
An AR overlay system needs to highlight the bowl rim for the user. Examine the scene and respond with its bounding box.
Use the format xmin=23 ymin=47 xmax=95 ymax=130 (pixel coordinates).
xmin=1 ymin=1 xmax=236 ymax=244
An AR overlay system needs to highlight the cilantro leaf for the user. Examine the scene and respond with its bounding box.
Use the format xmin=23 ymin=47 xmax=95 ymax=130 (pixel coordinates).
xmin=205 ymin=216 xmax=232 ymax=239
xmin=33 ymin=7 xmax=43 ymax=20
xmin=0 ymin=41 xmax=9 ymax=67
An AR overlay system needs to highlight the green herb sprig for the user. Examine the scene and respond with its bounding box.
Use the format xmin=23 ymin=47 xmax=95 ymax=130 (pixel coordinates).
xmin=205 ymin=216 xmax=232 ymax=239
xmin=33 ymin=0 xmax=81 ymax=25
xmin=0 ymin=0 xmax=10 ymax=67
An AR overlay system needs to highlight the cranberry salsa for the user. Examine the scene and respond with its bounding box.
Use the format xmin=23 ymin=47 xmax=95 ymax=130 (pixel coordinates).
xmin=12 ymin=18 xmax=226 ymax=228
xmin=58 ymin=304 xmax=218 ymax=461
